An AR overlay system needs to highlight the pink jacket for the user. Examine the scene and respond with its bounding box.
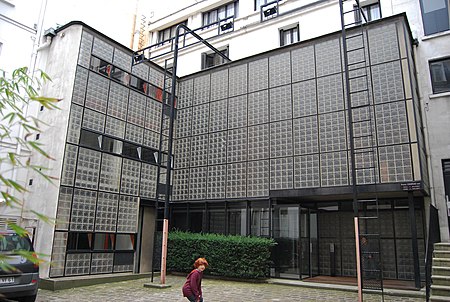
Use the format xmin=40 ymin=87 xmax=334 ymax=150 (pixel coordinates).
xmin=182 ymin=269 xmax=203 ymax=299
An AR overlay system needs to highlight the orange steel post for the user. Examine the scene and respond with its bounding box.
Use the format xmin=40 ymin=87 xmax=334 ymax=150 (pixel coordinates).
xmin=355 ymin=217 xmax=362 ymax=302
xmin=160 ymin=219 xmax=169 ymax=284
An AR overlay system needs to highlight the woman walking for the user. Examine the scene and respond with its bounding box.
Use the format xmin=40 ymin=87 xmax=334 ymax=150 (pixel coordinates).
xmin=182 ymin=258 xmax=209 ymax=302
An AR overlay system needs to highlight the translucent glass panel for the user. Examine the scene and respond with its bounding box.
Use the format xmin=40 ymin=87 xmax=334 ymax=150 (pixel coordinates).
xmin=207 ymin=165 xmax=226 ymax=199
xmin=67 ymin=104 xmax=83 ymax=144
xmin=61 ymin=144 xmax=78 ymax=186
xmin=75 ymin=148 xmax=101 ymax=190
xmin=190 ymin=134 xmax=208 ymax=167
xmin=368 ymin=23 xmax=400 ymax=64
xmin=227 ymin=128 xmax=247 ymax=163
xmin=105 ymin=116 xmax=126 ymax=139
xmin=320 ymin=151 xmax=349 ymax=187
xmin=117 ymin=196 xmax=138 ymax=233
xmin=174 ymin=138 xmax=191 ymax=169
xmin=70 ymin=189 xmax=97 ymax=231
xmin=172 ymin=169 xmax=189 ymax=201
xmin=209 ymin=99 xmax=228 ymax=132
xmin=56 ymin=187 xmax=73 ymax=231
xmin=49 ymin=231 xmax=68 ymax=277
xmin=269 ymin=52 xmax=291 ymax=87
xmin=107 ymin=81 xmax=129 ymax=120
xmin=149 ymin=67 xmax=164 ymax=87
xmin=96 ymin=192 xmax=119 ymax=232
xmin=229 ymin=64 xmax=247 ymax=97
xmin=145 ymin=98 xmax=162 ymax=132
xmin=315 ymin=38 xmax=341 ymax=76
xmin=113 ymin=48 xmax=132 ymax=72
xmin=248 ymin=58 xmax=268 ymax=92
xmin=270 ymin=120 xmax=293 ymax=158
xmin=143 ymin=129 xmax=159 ymax=150
xmin=120 ymin=159 xmax=141 ymax=196
xmin=175 ymin=107 xmax=192 ymax=138
xmin=291 ymin=45 xmax=315 ymax=82
xmin=125 ymin=123 xmax=143 ymax=145
xmin=269 ymin=85 xmax=292 ymax=122
xmin=178 ymin=79 xmax=193 ymax=108
xmin=294 ymin=154 xmax=320 ymax=188
xmin=92 ymin=37 xmax=114 ymax=62
xmin=131 ymin=61 xmax=149 ymax=81
xmin=65 ymin=253 xmax=91 ymax=276
xmin=99 ymin=153 xmax=122 ymax=192
xmin=72 ymin=67 xmax=88 ymax=105
xmin=228 ymin=95 xmax=247 ymax=129
xmin=379 ymin=144 xmax=413 ymax=182
xmin=189 ymin=167 xmax=207 ymax=200
xmin=192 ymin=103 xmax=209 ymax=135
xmin=293 ymin=116 xmax=319 ymax=155
xmin=372 ymin=61 xmax=405 ymax=103
xmin=248 ymin=124 xmax=269 ymax=161
xmin=319 ymin=111 xmax=347 ymax=152
xmin=193 ymin=74 xmax=210 ymax=105
xmin=376 ymin=101 xmax=409 ymax=145
xmin=140 ymin=163 xmax=157 ymax=198
xmin=226 ymin=162 xmax=246 ymax=198
xmin=208 ymin=131 xmax=227 ymax=165
xmin=78 ymin=31 xmax=93 ymax=68
xmin=82 ymin=108 xmax=105 ymax=133
xmin=270 ymin=157 xmax=293 ymax=190
xmin=210 ymin=69 xmax=228 ymax=101
xmin=292 ymin=79 xmax=317 ymax=118
xmin=248 ymin=90 xmax=269 ymax=126
xmin=91 ymin=253 xmax=114 ymax=274
xmin=128 ymin=91 xmax=146 ymax=127
xmin=317 ymin=74 xmax=344 ymax=113
xmin=86 ymin=71 xmax=109 ymax=113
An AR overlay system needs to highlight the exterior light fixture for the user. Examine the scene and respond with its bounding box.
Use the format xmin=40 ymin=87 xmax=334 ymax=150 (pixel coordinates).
xmin=134 ymin=53 xmax=145 ymax=63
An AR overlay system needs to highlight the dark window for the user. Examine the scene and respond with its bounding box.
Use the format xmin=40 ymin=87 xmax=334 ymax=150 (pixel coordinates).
xmin=110 ymin=67 xmax=130 ymax=85
xmin=80 ymin=129 xmax=102 ymax=150
xmin=430 ymin=58 xmax=450 ymax=94
xmin=203 ymin=1 xmax=238 ymax=27
xmin=93 ymin=233 xmax=114 ymax=251
xmin=280 ymin=25 xmax=299 ymax=46
xmin=90 ymin=57 xmax=111 ymax=76
xmin=67 ymin=232 xmax=93 ymax=251
xmin=115 ymin=234 xmax=135 ymax=250
xmin=355 ymin=2 xmax=381 ymax=24
xmin=141 ymin=148 xmax=157 ymax=163
xmin=122 ymin=142 xmax=140 ymax=159
xmin=103 ymin=136 xmax=123 ymax=154
xmin=420 ymin=0 xmax=450 ymax=35
xmin=157 ymin=21 xmax=187 ymax=44
xmin=148 ymin=84 xmax=163 ymax=101
xmin=255 ymin=0 xmax=270 ymax=11
xmin=129 ymin=75 xmax=148 ymax=94
xmin=201 ymin=47 xmax=229 ymax=70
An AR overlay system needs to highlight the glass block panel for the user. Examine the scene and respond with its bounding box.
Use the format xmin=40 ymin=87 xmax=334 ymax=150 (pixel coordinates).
xmin=270 ymin=157 xmax=294 ymax=190
xmin=379 ymin=144 xmax=412 ymax=183
xmin=61 ymin=144 xmax=78 ymax=186
xmin=229 ymin=64 xmax=248 ymax=97
xmin=226 ymin=162 xmax=246 ymax=198
xmin=372 ymin=60 xmax=405 ymax=104
xmin=78 ymin=31 xmax=93 ymax=68
xmin=317 ymin=74 xmax=344 ymax=114
xmin=247 ymin=160 xmax=269 ymax=197
xmin=120 ymin=159 xmax=141 ymax=196
xmin=269 ymin=84 xmax=292 ymax=122
xmin=65 ymin=253 xmax=91 ymax=276
xmin=368 ymin=23 xmax=400 ymax=65
xmin=294 ymin=154 xmax=320 ymax=188
xmin=211 ymin=69 xmax=228 ymax=101
xmin=82 ymin=108 xmax=105 ymax=133
xmin=149 ymin=67 xmax=164 ymax=87
xmin=175 ymin=107 xmax=192 ymax=138
xmin=72 ymin=66 xmax=88 ymax=105
xmin=190 ymin=134 xmax=208 ymax=167
xmin=376 ymin=101 xmax=409 ymax=146
xmin=91 ymin=253 xmax=114 ymax=274
xmin=315 ymin=38 xmax=341 ymax=77
xmin=174 ymin=137 xmax=191 ymax=169
xmin=270 ymin=120 xmax=293 ymax=158
xmin=381 ymin=239 xmax=396 ymax=279
xmin=75 ymin=148 xmax=101 ymax=189
xmin=86 ymin=71 xmax=109 ymax=113
xmin=248 ymin=90 xmax=269 ymax=126
xmin=189 ymin=166 xmax=207 ymax=200
xmin=172 ymin=168 xmax=190 ymax=201
xmin=125 ymin=123 xmax=143 ymax=145
xmin=145 ymin=98 xmax=162 ymax=132
xmin=67 ymin=104 xmax=83 ymax=144
xmin=249 ymin=58 xmax=268 ymax=93
xmin=92 ymin=37 xmax=114 ymax=62
xmin=351 ymin=106 xmax=376 ymax=150
xmin=117 ymin=196 xmax=139 ymax=233
xmin=127 ymin=91 xmax=146 ymax=127
xmin=113 ymin=48 xmax=132 ymax=72
xmin=131 ymin=61 xmax=149 ymax=81
xmin=193 ymin=74 xmax=210 ymax=105
xmin=105 ymin=116 xmax=126 ymax=139
xmin=70 ymin=188 xmax=97 ymax=231
xmin=96 ymin=192 xmax=119 ymax=232
xmin=178 ymin=79 xmax=193 ymax=108
xmin=207 ymin=165 xmax=226 ymax=199
xmin=107 ymin=81 xmax=129 ymax=120
xmin=228 ymin=95 xmax=247 ymax=129
xmin=396 ymin=239 xmax=414 ymax=280
xmin=140 ymin=163 xmax=157 ymax=198
xmin=99 ymin=153 xmax=122 ymax=192
xmin=320 ymin=151 xmax=349 ymax=187
xmin=319 ymin=111 xmax=347 ymax=152
xmin=294 ymin=116 xmax=319 ymax=155
xmin=248 ymin=124 xmax=269 ymax=161
xmin=56 ymin=187 xmax=73 ymax=231
xmin=292 ymin=79 xmax=317 ymax=118
xmin=227 ymin=128 xmax=247 ymax=163
xmin=209 ymin=99 xmax=228 ymax=132
xmin=143 ymin=129 xmax=159 ymax=149
xmin=49 ymin=231 xmax=67 ymax=277
xmin=191 ymin=103 xmax=209 ymax=135
xmin=208 ymin=131 xmax=227 ymax=165
xmin=291 ymin=45 xmax=315 ymax=82
xmin=269 ymin=52 xmax=291 ymax=88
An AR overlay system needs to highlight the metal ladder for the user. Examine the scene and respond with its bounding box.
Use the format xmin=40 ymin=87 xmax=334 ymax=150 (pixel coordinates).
xmin=339 ymin=0 xmax=383 ymax=300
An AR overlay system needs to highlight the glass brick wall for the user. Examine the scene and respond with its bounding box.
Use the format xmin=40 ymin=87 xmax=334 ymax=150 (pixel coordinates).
xmin=50 ymin=29 xmax=164 ymax=277
xmin=172 ymin=17 xmax=423 ymax=201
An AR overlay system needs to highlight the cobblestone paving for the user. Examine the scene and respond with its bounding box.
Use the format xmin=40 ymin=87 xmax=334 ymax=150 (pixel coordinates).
xmin=31 ymin=275 xmax=425 ymax=302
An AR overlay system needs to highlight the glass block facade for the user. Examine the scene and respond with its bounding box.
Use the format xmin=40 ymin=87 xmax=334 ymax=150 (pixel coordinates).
xmin=50 ymin=29 xmax=163 ymax=277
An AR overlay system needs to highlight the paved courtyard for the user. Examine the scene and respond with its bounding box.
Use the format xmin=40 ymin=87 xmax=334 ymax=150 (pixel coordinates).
xmin=30 ymin=275 xmax=425 ymax=302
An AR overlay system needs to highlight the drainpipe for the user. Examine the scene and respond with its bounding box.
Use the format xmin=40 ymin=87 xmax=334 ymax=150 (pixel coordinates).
xmin=36 ymin=35 xmax=52 ymax=52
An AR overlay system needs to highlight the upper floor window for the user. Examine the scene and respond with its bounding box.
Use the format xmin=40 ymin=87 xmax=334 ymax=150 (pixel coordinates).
xmin=280 ymin=25 xmax=299 ymax=46
xmin=201 ymin=47 xmax=229 ymax=70
xmin=255 ymin=0 xmax=272 ymax=11
xmin=420 ymin=0 xmax=449 ymax=35
xmin=430 ymin=58 xmax=450 ymax=94
xmin=355 ymin=1 xmax=381 ymax=24
xmin=203 ymin=1 xmax=238 ymax=27
xmin=157 ymin=21 xmax=187 ymax=44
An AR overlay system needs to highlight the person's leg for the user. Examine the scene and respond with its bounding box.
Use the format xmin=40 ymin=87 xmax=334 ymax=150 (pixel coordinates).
xmin=186 ymin=295 xmax=196 ymax=302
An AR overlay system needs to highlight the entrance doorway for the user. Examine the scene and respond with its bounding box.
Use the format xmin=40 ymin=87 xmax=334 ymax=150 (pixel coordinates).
xmin=271 ymin=205 xmax=318 ymax=279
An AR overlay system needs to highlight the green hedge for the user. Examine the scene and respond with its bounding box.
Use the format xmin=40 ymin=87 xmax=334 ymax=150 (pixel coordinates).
xmin=167 ymin=231 xmax=276 ymax=279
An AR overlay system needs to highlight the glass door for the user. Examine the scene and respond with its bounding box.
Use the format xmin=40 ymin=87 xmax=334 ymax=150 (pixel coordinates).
xmin=299 ymin=207 xmax=319 ymax=279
